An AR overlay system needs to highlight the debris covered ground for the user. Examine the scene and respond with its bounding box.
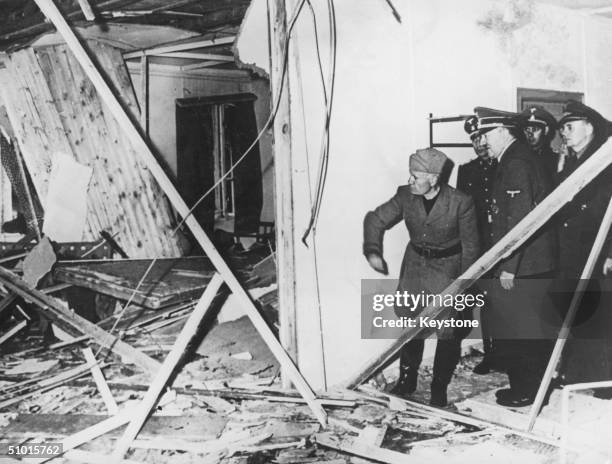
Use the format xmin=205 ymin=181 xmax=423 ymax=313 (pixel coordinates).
xmin=0 ymin=243 xmax=609 ymax=463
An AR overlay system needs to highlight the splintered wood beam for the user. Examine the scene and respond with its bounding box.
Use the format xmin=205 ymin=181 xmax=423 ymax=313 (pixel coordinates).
xmin=32 ymin=0 xmax=327 ymax=432
xmin=0 ymin=265 xmax=160 ymax=376
xmin=122 ymin=36 xmax=235 ymax=59
xmin=0 ymin=319 xmax=27 ymax=345
xmin=82 ymin=347 xmax=119 ymax=415
xmin=76 ymin=0 xmax=96 ymax=20
xmin=315 ymin=433 xmax=410 ymax=464
xmin=112 ymin=273 xmax=224 ymax=458
xmin=344 ymin=138 xmax=612 ymax=389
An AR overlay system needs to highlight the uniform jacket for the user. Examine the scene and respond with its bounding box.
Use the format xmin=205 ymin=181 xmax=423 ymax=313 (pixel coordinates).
xmin=363 ymin=184 xmax=479 ymax=308
xmin=489 ymin=140 xmax=556 ymax=277
xmin=536 ymin=144 xmax=559 ymax=178
xmin=457 ymin=157 xmax=497 ymax=250
xmin=556 ymin=132 xmax=612 ymax=278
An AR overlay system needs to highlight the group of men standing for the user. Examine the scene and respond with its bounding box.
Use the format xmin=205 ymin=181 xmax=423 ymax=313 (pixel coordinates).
xmin=363 ymin=100 xmax=612 ymax=408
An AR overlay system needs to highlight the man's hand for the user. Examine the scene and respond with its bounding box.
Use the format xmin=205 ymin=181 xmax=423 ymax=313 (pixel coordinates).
xmin=499 ymin=271 xmax=515 ymax=290
xmin=604 ymin=258 xmax=612 ymax=276
xmin=367 ymin=253 xmax=388 ymax=275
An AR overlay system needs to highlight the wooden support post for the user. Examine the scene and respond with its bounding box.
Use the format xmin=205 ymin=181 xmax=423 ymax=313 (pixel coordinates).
xmin=526 ymin=193 xmax=612 ymax=431
xmin=0 ymin=265 xmax=160 ymax=375
xmin=112 ymin=273 xmax=224 ymax=458
xmin=82 ymin=347 xmax=119 ymax=415
xmin=31 ymin=0 xmax=326 ymax=428
xmin=344 ymin=138 xmax=612 ymax=389
xmin=268 ymin=0 xmax=298 ymax=389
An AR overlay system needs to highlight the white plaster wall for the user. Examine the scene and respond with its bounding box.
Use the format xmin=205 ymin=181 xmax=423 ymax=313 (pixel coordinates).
xmin=238 ymin=0 xmax=612 ymax=388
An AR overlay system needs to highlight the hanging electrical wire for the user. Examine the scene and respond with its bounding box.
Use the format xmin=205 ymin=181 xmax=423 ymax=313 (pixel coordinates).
xmin=301 ymin=0 xmax=337 ymax=245
xmin=305 ymin=0 xmax=328 ymax=106
xmin=173 ymin=0 xmax=308 ymax=234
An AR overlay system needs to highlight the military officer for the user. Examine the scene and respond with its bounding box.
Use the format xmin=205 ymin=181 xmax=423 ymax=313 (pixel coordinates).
xmin=518 ymin=105 xmax=560 ymax=176
xmin=476 ymin=107 xmax=556 ymax=407
xmin=457 ymin=116 xmax=498 ymax=375
xmin=363 ymin=148 xmax=479 ymax=407
xmin=555 ymin=100 xmax=612 ymax=398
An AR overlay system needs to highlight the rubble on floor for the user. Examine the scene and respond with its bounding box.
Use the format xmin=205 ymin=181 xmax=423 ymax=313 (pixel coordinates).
xmin=0 ymin=244 xmax=609 ymax=463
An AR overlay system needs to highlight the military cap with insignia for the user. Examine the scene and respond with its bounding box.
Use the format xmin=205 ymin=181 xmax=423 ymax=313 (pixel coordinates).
xmin=559 ymin=100 xmax=612 ymax=139
xmin=474 ymin=107 xmax=519 ymax=133
xmin=519 ymin=105 xmax=557 ymax=131
xmin=464 ymin=115 xmax=480 ymax=140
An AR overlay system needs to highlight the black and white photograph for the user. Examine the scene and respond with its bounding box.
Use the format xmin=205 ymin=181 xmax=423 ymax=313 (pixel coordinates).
xmin=0 ymin=0 xmax=612 ymax=462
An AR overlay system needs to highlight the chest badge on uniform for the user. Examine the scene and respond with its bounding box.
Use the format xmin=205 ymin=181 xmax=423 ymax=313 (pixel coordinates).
xmin=506 ymin=189 xmax=521 ymax=198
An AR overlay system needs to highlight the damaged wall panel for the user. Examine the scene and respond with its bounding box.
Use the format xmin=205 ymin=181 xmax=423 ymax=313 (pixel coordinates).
xmin=0 ymin=44 xmax=183 ymax=257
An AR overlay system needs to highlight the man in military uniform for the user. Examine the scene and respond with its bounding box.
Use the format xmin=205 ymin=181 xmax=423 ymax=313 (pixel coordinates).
xmin=555 ymin=100 xmax=612 ymax=398
xmin=476 ymin=107 xmax=556 ymax=407
xmin=363 ymin=148 xmax=479 ymax=407
xmin=518 ymin=105 xmax=559 ymax=176
xmin=457 ymin=116 xmax=498 ymax=375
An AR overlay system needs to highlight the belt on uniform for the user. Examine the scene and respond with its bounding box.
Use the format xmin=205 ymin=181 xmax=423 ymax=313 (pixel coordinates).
xmin=411 ymin=242 xmax=462 ymax=259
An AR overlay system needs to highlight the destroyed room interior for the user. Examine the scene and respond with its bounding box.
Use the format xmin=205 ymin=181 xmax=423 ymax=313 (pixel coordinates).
xmin=1 ymin=0 xmax=612 ymax=462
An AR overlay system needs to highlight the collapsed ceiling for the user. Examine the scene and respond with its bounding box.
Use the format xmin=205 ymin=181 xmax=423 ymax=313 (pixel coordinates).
xmin=0 ymin=0 xmax=251 ymax=47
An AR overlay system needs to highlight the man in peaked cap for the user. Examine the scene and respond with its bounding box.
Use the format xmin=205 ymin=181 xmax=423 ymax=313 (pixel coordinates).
xmin=518 ymin=105 xmax=559 ymax=176
xmin=363 ymin=148 xmax=479 ymax=407
xmin=457 ymin=116 xmax=499 ymax=375
xmin=475 ymin=106 xmax=556 ymax=407
xmin=555 ymin=100 xmax=612 ymax=398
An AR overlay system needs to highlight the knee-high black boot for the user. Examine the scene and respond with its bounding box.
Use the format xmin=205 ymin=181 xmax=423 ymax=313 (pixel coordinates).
xmin=430 ymin=338 xmax=462 ymax=407
xmin=390 ymin=339 xmax=424 ymax=398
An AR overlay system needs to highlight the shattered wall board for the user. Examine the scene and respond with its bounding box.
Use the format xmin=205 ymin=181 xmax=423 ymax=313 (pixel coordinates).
xmin=0 ymin=43 xmax=183 ymax=257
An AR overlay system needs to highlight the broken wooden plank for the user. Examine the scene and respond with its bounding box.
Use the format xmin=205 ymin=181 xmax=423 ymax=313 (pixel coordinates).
xmin=27 ymin=394 xmax=177 ymax=464
xmin=314 ymin=433 xmax=411 ymax=464
xmin=112 ymin=273 xmax=225 ymax=458
xmin=32 ymin=0 xmax=327 ymax=427
xmin=0 ymin=320 xmax=27 ymax=346
xmin=64 ymin=449 xmax=142 ymax=464
xmin=82 ymin=347 xmax=118 ymax=415
xmin=0 ymin=265 xmax=160 ymax=376
xmin=76 ymin=0 xmax=95 ymax=20
xmin=0 ymin=413 xmax=227 ymax=441
xmin=344 ymin=138 xmax=612 ymax=389
xmin=0 ymin=362 xmax=100 ymax=410
xmin=70 ymin=380 xmax=357 ymax=408
xmin=54 ymin=258 xmax=216 ymax=310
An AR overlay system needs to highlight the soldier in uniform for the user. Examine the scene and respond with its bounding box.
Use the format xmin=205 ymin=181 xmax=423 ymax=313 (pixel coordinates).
xmin=457 ymin=116 xmax=498 ymax=375
xmin=518 ymin=105 xmax=559 ymax=176
xmin=363 ymin=148 xmax=479 ymax=407
xmin=476 ymin=107 xmax=556 ymax=407
xmin=555 ymin=100 xmax=612 ymax=398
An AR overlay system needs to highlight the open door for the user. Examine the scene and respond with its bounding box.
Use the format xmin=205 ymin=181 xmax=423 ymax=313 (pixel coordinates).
xmin=176 ymin=93 xmax=263 ymax=238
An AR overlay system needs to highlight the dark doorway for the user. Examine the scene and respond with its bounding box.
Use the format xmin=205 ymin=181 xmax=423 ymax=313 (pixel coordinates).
xmin=176 ymin=93 xmax=263 ymax=238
